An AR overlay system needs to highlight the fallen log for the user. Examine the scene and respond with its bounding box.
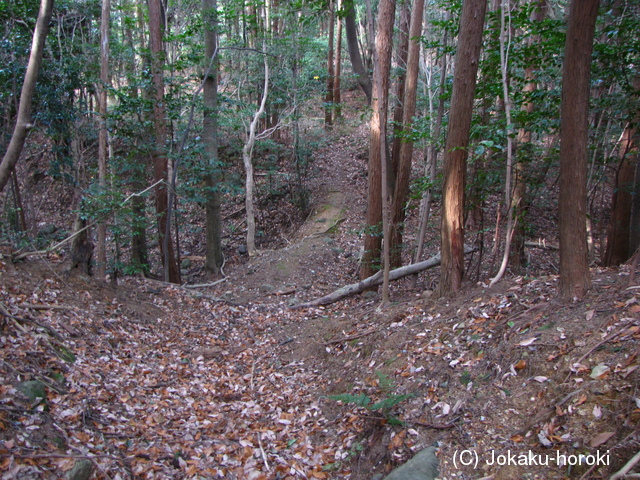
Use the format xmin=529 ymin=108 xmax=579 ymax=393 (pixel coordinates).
xmin=292 ymin=245 xmax=474 ymax=309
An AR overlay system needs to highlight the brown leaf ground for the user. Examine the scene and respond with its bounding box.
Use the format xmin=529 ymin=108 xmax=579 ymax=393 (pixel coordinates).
xmin=1 ymin=93 xmax=639 ymax=479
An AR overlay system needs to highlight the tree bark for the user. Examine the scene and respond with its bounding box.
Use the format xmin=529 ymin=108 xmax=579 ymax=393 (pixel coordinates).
xmin=344 ymin=3 xmax=372 ymax=104
xmin=360 ymin=0 xmax=396 ymax=281
xmin=96 ymin=0 xmax=110 ymax=280
xmin=325 ymin=0 xmax=335 ymax=128
xmin=148 ymin=0 xmax=180 ymax=283
xmin=437 ymin=0 xmax=487 ymax=296
xmin=558 ymin=0 xmax=599 ymax=300
xmin=203 ymin=0 xmax=224 ymax=274
xmin=0 ymin=0 xmax=54 ymax=193
xmin=295 ymin=245 xmax=474 ymax=309
xmin=333 ymin=0 xmax=343 ymax=120
xmin=390 ymin=0 xmax=425 ymax=268
xmin=242 ymin=43 xmax=270 ymax=257
xmin=602 ymin=124 xmax=637 ymax=266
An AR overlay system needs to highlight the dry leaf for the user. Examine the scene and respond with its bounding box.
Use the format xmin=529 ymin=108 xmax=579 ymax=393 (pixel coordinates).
xmin=590 ymin=364 xmax=610 ymax=379
xmin=517 ymin=337 xmax=538 ymax=347
xmin=592 ymin=404 xmax=602 ymax=419
xmin=590 ymin=431 xmax=614 ymax=447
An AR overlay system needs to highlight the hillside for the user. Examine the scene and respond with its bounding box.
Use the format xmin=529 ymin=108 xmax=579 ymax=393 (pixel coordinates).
xmin=1 ymin=103 xmax=639 ymax=480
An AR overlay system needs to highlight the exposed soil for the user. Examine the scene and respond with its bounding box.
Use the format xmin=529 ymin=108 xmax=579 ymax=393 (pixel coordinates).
xmin=1 ymin=95 xmax=639 ymax=479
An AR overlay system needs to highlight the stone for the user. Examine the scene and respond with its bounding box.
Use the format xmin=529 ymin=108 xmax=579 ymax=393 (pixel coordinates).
xmin=259 ymin=284 xmax=275 ymax=294
xmin=17 ymin=380 xmax=46 ymax=402
xmin=67 ymin=459 xmax=93 ymax=480
xmin=382 ymin=446 xmax=439 ymax=480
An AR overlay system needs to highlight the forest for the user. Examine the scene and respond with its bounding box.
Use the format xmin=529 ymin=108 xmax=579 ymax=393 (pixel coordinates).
xmin=1 ymin=0 xmax=640 ymax=478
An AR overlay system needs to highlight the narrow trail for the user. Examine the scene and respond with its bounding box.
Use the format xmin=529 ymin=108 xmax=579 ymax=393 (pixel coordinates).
xmin=222 ymin=121 xmax=370 ymax=306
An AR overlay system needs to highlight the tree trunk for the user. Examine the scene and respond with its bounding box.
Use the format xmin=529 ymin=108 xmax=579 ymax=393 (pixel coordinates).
xmin=558 ymin=0 xmax=599 ymax=301
xmin=511 ymin=0 xmax=547 ymax=269
xmin=344 ymin=4 xmax=372 ymax=104
xmin=602 ymin=124 xmax=637 ymax=266
xmin=390 ymin=0 xmax=424 ymax=268
xmin=96 ymin=0 xmax=110 ymax=280
xmin=148 ymin=0 xmax=180 ymax=283
xmin=437 ymin=0 xmax=487 ymax=296
xmin=325 ymin=0 xmax=335 ymax=128
xmin=203 ymin=0 xmax=224 ymax=274
xmin=0 ymin=0 xmax=54 ymax=193
xmin=333 ymin=0 xmax=343 ymax=120
xmin=242 ymin=43 xmax=270 ymax=257
xmin=360 ymin=0 xmax=396 ymax=281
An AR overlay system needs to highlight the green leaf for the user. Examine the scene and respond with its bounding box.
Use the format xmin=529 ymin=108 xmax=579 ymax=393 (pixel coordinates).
xmin=369 ymin=394 xmax=413 ymax=411
xmin=328 ymin=393 xmax=371 ymax=408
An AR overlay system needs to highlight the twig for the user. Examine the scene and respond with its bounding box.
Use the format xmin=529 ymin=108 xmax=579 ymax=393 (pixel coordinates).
xmin=575 ymin=328 xmax=625 ymax=365
xmin=412 ymin=417 xmax=460 ymax=429
xmin=323 ymin=326 xmax=382 ymax=345
xmin=257 ymin=432 xmax=270 ymax=472
xmin=182 ymin=279 xmax=227 ymax=289
xmin=19 ymin=303 xmax=74 ymax=311
xmin=0 ymin=301 xmax=64 ymax=340
xmin=611 ymin=451 xmax=640 ymax=480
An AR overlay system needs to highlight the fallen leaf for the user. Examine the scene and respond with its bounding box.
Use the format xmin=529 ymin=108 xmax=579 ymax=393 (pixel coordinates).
xmin=590 ymin=364 xmax=610 ymax=379
xmin=590 ymin=431 xmax=614 ymax=447
xmin=517 ymin=337 xmax=538 ymax=347
xmin=593 ymin=404 xmax=602 ymax=419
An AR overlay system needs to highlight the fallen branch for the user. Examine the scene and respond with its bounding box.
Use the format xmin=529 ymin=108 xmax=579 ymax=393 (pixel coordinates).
xmin=324 ymin=326 xmax=382 ymax=345
xmin=292 ymin=246 xmax=474 ymax=309
xmin=610 ymin=450 xmax=640 ymax=480
xmin=525 ymin=239 xmax=559 ymax=250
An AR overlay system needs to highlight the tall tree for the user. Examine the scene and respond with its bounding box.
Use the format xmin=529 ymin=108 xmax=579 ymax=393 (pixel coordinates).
xmin=558 ymin=0 xmax=599 ymax=300
xmin=390 ymin=0 xmax=425 ymax=268
xmin=203 ymin=0 xmax=224 ymax=274
xmin=0 ymin=0 xmax=54 ymax=193
xmin=96 ymin=0 xmax=111 ymax=280
xmin=437 ymin=0 xmax=487 ymax=296
xmin=325 ymin=0 xmax=335 ymax=128
xmin=148 ymin=0 xmax=180 ymax=283
xmin=333 ymin=0 xmax=343 ymax=119
xmin=344 ymin=1 xmax=372 ymax=104
xmin=360 ymin=0 xmax=396 ymax=282
xmin=510 ymin=0 xmax=548 ymax=269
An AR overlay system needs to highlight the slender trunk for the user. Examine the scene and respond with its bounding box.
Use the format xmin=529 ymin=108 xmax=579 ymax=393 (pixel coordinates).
xmin=0 ymin=0 xmax=54 ymax=193
xmin=414 ymin=22 xmax=448 ymax=266
xmin=390 ymin=0 xmax=425 ymax=269
xmin=558 ymin=0 xmax=598 ymax=300
xmin=437 ymin=0 xmax=487 ymax=296
xmin=203 ymin=0 xmax=224 ymax=273
xmin=96 ymin=0 xmax=110 ymax=280
xmin=361 ymin=0 xmax=396 ymax=282
xmin=602 ymin=124 xmax=637 ymax=266
xmin=149 ymin=0 xmax=180 ymax=283
xmin=243 ymin=43 xmax=270 ymax=256
xmin=344 ymin=4 xmax=372 ymax=103
xmin=333 ymin=0 xmax=343 ymax=119
xmin=325 ymin=0 xmax=335 ymax=128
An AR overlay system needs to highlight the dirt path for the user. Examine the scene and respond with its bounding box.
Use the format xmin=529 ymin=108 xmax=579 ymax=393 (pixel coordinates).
xmin=222 ymin=122 xmax=369 ymax=306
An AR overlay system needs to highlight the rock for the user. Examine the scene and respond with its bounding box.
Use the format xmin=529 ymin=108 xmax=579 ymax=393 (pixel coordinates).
xmin=382 ymin=446 xmax=439 ymax=480
xmin=259 ymin=284 xmax=275 ymax=294
xmin=17 ymin=380 xmax=46 ymax=402
xmin=38 ymin=224 xmax=57 ymax=236
xmin=67 ymin=459 xmax=93 ymax=480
